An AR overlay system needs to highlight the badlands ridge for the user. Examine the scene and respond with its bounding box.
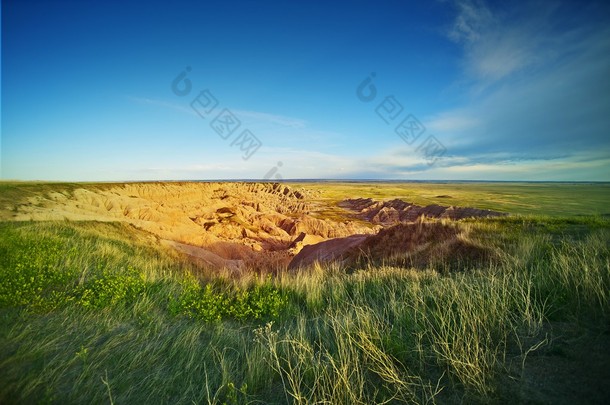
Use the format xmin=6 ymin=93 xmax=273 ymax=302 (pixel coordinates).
xmin=1 ymin=182 xmax=507 ymax=272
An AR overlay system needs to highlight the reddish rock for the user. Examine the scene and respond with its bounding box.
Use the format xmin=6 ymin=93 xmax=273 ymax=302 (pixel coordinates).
xmin=340 ymin=198 xmax=506 ymax=224
xmin=288 ymin=234 xmax=369 ymax=269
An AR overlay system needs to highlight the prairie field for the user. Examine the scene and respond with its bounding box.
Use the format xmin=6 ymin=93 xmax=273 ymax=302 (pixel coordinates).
xmin=1 ymin=181 xmax=609 ymax=404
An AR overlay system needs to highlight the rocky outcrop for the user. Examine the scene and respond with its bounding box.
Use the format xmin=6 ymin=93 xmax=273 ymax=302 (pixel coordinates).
xmin=288 ymin=221 xmax=493 ymax=270
xmin=288 ymin=234 xmax=369 ymax=269
xmin=339 ymin=198 xmax=507 ymax=225
xmin=278 ymin=216 xmax=372 ymax=239
xmin=4 ymin=182 xmax=373 ymax=269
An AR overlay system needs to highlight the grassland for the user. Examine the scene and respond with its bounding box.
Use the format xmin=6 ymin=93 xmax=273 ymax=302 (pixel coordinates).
xmin=1 ymin=182 xmax=609 ymax=404
xmin=295 ymin=181 xmax=610 ymax=217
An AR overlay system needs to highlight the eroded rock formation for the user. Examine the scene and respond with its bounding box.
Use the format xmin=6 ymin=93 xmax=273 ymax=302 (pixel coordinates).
xmin=288 ymin=197 xmax=506 ymax=269
xmin=2 ymin=182 xmax=374 ymax=270
xmin=289 ymin=221 xmax=494 ymax=270
xmin=339 ymin=197 xmax=507 ymax=225
xmin=2 ymin=183 xmax=507 ymax=272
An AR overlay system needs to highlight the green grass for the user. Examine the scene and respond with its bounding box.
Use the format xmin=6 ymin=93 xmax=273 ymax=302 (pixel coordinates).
xmin=1 ymin=216 xmax=609 ymax=403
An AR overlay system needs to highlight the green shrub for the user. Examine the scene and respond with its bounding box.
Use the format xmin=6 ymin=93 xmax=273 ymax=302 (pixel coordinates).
xmin=170 ymin=275 xmax=287 ymax=322
xmin=78 ymin=271 xmax=146 ymax=309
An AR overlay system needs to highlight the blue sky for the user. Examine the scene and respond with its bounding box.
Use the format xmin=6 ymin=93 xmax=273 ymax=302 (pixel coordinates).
xmin=2 ymin=0 xmax=609 ymax=181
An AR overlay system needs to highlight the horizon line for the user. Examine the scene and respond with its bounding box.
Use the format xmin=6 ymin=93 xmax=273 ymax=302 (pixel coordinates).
xmin=1 ymin=179 xmax=609 ymax=184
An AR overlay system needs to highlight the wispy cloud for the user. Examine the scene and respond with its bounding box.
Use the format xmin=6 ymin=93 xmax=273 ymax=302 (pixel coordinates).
xmin=447 ymin=0 xmax=569 ymax=86
xmin=232 ymin=110 xmax=307 ymax=129
xmin=420 ymin=0 xmax=610 ymax=180
xmin=105 ymin=143 xmax=608 ymax=181
xmin=127 ymin=96 xmax=196 ymax=116
xmin=448 ymin=0 xmax=494 ymax=44
xmin=425 ymin=111 xmax=480 ymax=132
xmin=127 ymin=96 xmax=308 ymax=129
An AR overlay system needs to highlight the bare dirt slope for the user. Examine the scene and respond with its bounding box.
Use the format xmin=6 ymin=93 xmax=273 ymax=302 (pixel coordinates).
xmin=289 ymin=221 xmax=493 ymax=269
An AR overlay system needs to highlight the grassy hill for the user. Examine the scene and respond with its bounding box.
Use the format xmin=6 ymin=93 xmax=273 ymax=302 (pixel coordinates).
xmin=1 ymin=182 xmax=609 ymax=403
xmin=1 ymin=217 xmax=608 ymax=403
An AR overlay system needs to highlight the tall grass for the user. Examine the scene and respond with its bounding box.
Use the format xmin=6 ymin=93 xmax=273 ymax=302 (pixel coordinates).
xmin=0 ymin=217 xmax=609 ymax=403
